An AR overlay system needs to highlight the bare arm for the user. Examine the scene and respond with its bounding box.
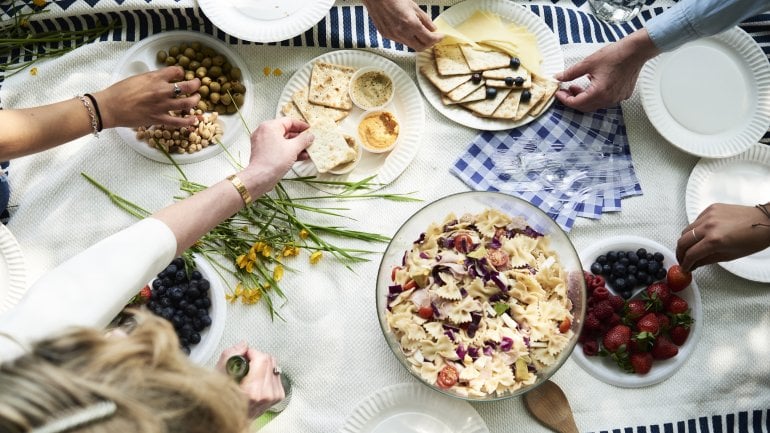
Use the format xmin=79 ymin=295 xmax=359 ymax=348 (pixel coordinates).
xmin=0 ymin=66 xmax=200 ymax=160
xmin=362 ymin=0 xmax=443 ymax=51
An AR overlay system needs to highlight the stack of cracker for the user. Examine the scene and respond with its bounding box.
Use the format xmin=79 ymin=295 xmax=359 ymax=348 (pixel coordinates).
xmin=281 ymin=61 xmax=360 ymax=174
xmin=420 ymin=43 xmax=559 ymax=121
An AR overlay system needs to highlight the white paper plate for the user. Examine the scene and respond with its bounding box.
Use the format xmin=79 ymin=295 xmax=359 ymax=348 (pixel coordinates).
xmin=0 ymin=224 xmax=27 ymax=315
xmin=199 ymin=0 xmax=333 ymax=43
xmin=573 ymin=235 xmax=702 ymax=388
xmin=111 ymin=31 xmax=254 ymax=164
xmin=340 ymin=382 xmax=489 ymax=433
xmin=148 ymin=256 xmax=226 ymax=365
xmin=640 ymin=27 xmax=770 ymax=158
xmin=685 ymin=143 xmax=770 ymax=282
xmin=276 ymin=50 xmax=424 ymax=189
xmin=415 ymin=0 xmax=564 ymax=131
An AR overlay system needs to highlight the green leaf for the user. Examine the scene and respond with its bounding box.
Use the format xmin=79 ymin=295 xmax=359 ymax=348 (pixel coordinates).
xmin=493 ymin=302 xmax=509 ymax=317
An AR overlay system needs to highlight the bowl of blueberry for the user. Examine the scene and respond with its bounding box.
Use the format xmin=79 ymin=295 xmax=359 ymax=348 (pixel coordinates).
xmin=142 ymin=255 xmax=226 ymax=365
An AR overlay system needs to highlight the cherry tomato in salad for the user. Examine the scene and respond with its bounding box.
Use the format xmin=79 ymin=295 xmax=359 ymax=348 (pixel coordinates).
xmin=436 ymin=365 xmax=459 ymax=389
xmin=391 ymin=266 xmax=401 ymax=282
xmin=453 ymin=233 xmax=473 ymax=253
xmin=403 ymin=279 xmax=417 ymax=291
xmin=418 ymin=306 xmax=433 ymax=320
xmin=558 ymin=317 xmax=571 ymax=334
xmin=487 ymin=248 xmax=509 ymax=269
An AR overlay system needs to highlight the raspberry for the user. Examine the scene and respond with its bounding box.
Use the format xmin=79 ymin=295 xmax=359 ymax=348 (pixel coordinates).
xmin=608 ymin=313 xmax=622 ymax=327
xmin=593 ymin=300 xmax=613 ymax=320
xmin=592 ymin=286 xmax=610 ymax=301
xmin=584 ymin=314 xmax=601 ymax=332
xmin=608 ymin=294 xmax=624 ymax=312
xmin=582 ymin=339 xmax=599 ymax=356
xmin=591 ymin=275 xmax=606 ymax=289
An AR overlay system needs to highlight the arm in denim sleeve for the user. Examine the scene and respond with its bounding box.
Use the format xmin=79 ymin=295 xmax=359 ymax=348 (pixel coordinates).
xmin=647 ymin=0 xmax=770 ymax=52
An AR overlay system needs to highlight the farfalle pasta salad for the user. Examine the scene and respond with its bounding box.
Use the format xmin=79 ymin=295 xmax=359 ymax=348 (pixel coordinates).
xmin=385 ymin=209 xmax=575 ymax=398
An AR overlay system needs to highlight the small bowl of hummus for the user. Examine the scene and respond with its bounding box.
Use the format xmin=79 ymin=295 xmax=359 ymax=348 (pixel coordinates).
xmin=358 ymin=110 xmax=400 ymax=154
xmin=349 ymin=67 xmax=394 ymax=111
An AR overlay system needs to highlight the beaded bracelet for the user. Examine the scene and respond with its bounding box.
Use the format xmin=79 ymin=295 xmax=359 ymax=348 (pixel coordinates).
xmin=76 ymin=95 xmax=99 ymax=137
xmin=83 ymin=93 xmax=103 ymax=132
xmin=227 ymin=174 xmax=252 ymax=205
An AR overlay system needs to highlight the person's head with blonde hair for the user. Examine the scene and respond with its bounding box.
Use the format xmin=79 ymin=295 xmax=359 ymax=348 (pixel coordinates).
xmin=0 ymin=312 xmax=248 ymax=433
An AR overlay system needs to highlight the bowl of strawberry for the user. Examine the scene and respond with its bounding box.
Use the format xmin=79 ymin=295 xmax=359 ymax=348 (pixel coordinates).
xmin=573 ymin=235 xmax=702 ymax=388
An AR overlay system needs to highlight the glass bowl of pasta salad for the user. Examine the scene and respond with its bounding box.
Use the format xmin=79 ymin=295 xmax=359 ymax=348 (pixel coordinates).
xmin=376 ymin=191 xmax=586 ymax=401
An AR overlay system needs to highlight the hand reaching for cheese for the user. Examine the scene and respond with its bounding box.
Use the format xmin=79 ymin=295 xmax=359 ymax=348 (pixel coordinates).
xmin=555 ymin=29 xmax=659 ymax=112
xmin=363 ymin=0 xmax=443 ymax=51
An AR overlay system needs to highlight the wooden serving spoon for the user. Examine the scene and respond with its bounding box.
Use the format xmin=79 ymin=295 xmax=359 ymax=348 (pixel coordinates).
xmin=523 ymin=380 xmax=580 ymax=433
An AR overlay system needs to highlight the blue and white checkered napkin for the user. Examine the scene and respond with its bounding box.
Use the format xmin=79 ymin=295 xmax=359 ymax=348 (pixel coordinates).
xmin=451 ymin=105 xmax=642 ymax=231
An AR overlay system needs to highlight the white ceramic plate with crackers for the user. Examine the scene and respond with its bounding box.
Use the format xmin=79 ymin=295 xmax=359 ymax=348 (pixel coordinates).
xmin=415 ymin=0 xmax=564 ymax=131
xmin=111 ymin=31 xmax=254 ymax=165
xmin=640 ymin=26 xmax=770 ymax=158
xmin=685 ymin=143 xmax=770 ymax=282
xmin=276 ymin=50 xmax=424 ymax=188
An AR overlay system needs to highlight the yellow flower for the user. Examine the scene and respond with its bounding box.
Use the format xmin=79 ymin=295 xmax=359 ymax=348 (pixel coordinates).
xmin=299 ymin=229 xmax=310 ymax=239
xmin=282 ymin=245 xmax=300 ymax=257
xmin=261 ymin=245 xmax=272 ymax=257
xmin=273 ymin=265 xmax=284 ymax=282
xmin=29 ymin=67 xmax=37 ymax=76
xmin=226 ymin=283 xmax=246 ymax=303
xmin=310 ymin=251 xmax=323 ymax=264
xmin=32 ymin=0 xmax=47 ymax=6
xmin=236 ymin=249 xmax=258 ymax=273
xmin=241 ymin=287 xmax=262 ymax=304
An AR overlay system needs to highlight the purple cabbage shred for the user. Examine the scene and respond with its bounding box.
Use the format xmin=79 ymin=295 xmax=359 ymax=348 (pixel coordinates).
xmin=456 ymin=343 xmax=466 ymax=359
xmin=500 ymin=337 xmax=513 ymax=352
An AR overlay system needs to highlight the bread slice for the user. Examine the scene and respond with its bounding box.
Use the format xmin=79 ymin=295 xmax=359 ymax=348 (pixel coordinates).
xmin=434 ymin=44 xmax=472 ymax=76
xmin=308 ymin=62 xmax=356 ymax=110
xmin=459 ymin=45 xmax=511 ymax=71
xmin=462 ymin=88 xmax=512 ymax=117
xmin=291 ymin=88 xmax=349 ymax=125
xmin=306 ymin=122 xmax=358 ymax=173
xmin=420 ymin=60 xmax=472 ymax=93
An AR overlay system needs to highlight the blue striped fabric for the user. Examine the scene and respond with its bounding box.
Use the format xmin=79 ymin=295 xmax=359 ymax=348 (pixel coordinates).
xmin=589 ymin=409 xmax=770 ymax=433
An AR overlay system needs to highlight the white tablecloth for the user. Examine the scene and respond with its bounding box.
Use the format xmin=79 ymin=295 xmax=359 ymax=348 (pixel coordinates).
xmin=1 ymin=1 xmax=769 ymax=432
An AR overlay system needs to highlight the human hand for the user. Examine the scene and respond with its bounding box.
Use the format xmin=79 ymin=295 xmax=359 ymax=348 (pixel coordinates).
xmin=93 ymin=66 xmax=201 ymax=129
xmin=240 ymin=117 xmax=314 ymax=193
xmin=555 ymin=29 xmax=658 ymax=112
xmin=676 ymin=203 xmax=770 ymax=272
xmin=216 ymin=342 xmax=285 ymax=419
xmin=363 ymin=0 xmax=443 ymax=51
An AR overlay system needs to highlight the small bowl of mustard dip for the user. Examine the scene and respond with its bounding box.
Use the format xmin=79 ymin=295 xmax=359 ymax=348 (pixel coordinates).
xmin=349 ymin=67 xmax=394 ymax=111
xmin=358 ymin=110 xmax=400 ymax=154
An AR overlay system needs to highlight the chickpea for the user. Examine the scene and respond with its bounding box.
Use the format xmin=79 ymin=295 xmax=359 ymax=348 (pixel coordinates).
xmin=195 ymin=52 xmax=204 ymax=62
xmin=179 ymin=43 xmax=189 ymax=52
xmin=221 ymin=82 xmax=232 ymax=94
xmin=198 ymin=85 xmax=209 ymax=97
xmin=223 ymin=62 xmax=232 ymax=73
xmin=226 ymin=104 xmax=237 ymax=114
xmin=232 ymin=82 xmax=246 ymax=94
xmin=214 ymin=104 xmax=227 ymax=114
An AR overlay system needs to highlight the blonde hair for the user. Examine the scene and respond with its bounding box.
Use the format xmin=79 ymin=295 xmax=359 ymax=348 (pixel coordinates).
xmin=0 ymin=312 xmax=247 ymax=433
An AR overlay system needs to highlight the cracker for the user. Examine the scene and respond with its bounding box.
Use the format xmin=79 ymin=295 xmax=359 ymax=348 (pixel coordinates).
xmin=446 ymin=80 xmax=484 ymax=102
xmin=306 ymin=123 xmax=358 ymax=173
xmin=443 ymin=86 xmax=486 ymax=105
xmin=485 ymin=77 xmax=532 ymax=90
xmin=528 ymin=76 xmax=560 ymax=117
xmin=434 ymin=44 xmax=472 ymax=76
xmin=459 ymin=45 xmax=511 ymax=71
xmin=291 ymin=88 xmax=349 ymax=125
xmin=280 ymin=101 xmax=306 ymax=122
xmin=482 ymin=65 xmax=531 ymax=86
xmin=462 ymin=88 xmax=512 ymax=117
xmin=513 ymin=84 xmax=546 ymax=121
xmin=308 ymin=61 xmax=356 ymax=110
xmin=419 ymin=60 xmax=472 ymax=93
xmin=487 ymin=89 xmax=523 ymax=119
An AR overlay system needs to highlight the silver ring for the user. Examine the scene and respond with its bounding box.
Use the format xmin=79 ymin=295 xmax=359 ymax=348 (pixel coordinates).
xmin=173 ymin=82 xmax=182 ymax=97
xmin=691 ymin=229 xmax=698 ymax=242
xmin=273 ymin=366 xmax=282 ymax=376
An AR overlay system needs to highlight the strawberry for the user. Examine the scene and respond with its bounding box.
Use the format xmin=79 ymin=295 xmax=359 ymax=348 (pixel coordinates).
xmin=644 ymin=282 xmax=671 ymax=311
xmin=624 ymin=299 xmax=647 ymax=322
xmin=636 ymin=312 xmax=660 ymax=335
xmin=651 ymin=335 xmax=679 ymax=360
xmin=669 ymin=325 xmax=691 ymax=346
xmin=628 ymin=337 xmax=651 ymax=353
xmin=667 ymin=295 xmax=689 ymax=314
xmin=607 ymin=313 xmax=622 ymax=327
xmin=129 ymin=285 xmax=152 ymax=306
xmin=630 ymin=352 xmax=653 ymax=374
xmin=666 ymin=264 xmax=692 ymax=292
xmin=607 ymin=294 xmax=625 ymax=312
xmin=602 ymin=324 xmax=631 ymax=353
xmin=656 ymin=312 xmax=671 ymax=333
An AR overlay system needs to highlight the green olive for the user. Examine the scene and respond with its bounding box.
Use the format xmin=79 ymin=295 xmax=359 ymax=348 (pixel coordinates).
xmin=220 ymin=93 xmax=232 ymax=106
xmin=195 ymin=52 xmax=204 ymax=62
xmin=188 ymin=60 xmax=201 ymax=71
xmin=208 ymin=65 xmax=222 ymax=78
xmin=179 ymin=43 xmax=189 ymax=52
xmin=183 ymin=47 xmax=195 ymax=59
xmin=201 ymin=57 xmax=212 ymax=68
xmin=226 ymin=104 xmax=237 ymax=114
xmin=232 ymin=82 xmax=246 ymax=94
xmin=195 ymin=67 xmax=207 ymax=79
xmin=230 ymin=67 xmax=242 ymax=80
xmin=164 ymin=56 xmax=177 ymax=66
xmin=233 ymin=93 xmax=245 ymax=107
xmin=221 ymin=82 xmax=232 ymax=94
xmin=209 ymin=82 xmax=221 ymax=93
xmin=196 ymin=100 xmax=208 ymax=111
xmin=191 ymin=41 xmax=202 ymax=51
xmin=169 ymin=46 xmax=180 ymax=57
xmin=223 ymin=62 xmax=232 ymax=73
xmin=214 ymin=104 xmax=227 ymax=114
xmin=217 ymin=75 xmax=228 ymax=85
xmin=198 ymin=85 xmax=210 ymax=97
xmin=212 ymin=55 xmax=225 ymax=66
xmin=184 ymin=70 xmax=195 ymax=81
xmin=201 ymin=76 xmax=212 ymax=86
xmin=202 ymin=46 xmax=215 ymax=57
xmin=210 ymin=92 xmax=221 ymax=104
xmin=156 ymin=50 xmax=168 ymax=63
xmin=177 ymin=56 xmax=191 ymax=68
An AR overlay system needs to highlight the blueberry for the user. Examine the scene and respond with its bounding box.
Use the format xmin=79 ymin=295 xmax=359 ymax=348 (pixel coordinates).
xmin=189 ymin=333 xmax=201 ymax=344
xmin=471 ymin=72 xmax=482 ymax=84
xmin=655 ymin=268 xmax=667 ymax=280
xmin=636 ymin=271 xmax=648 ymax=283
xmin=192 ymin=318 xmax=204 ymax=332
xmin=514 ymin=76 xmax=525 ymax=86
xmin=653 ymin=252 xmax=665 ymax=263
xmin=179 ymin=337 xmax=189 ymax=346
xmin=601 ymin=264 xmax=612 ymax=275
xmin=606 ymin=251 xmax=618 ymax=262
xmin=590 ymin=262 xmax=603 ymax=275
xmin=172 ymin=257 xmax=184 ymax=268
xmin=186 ymin=288 xmax=201 ymax=300
xmin=627 ymin=252 xmax=639 ymax=264
xmin=636 ymin=248 xmax=647 ymax=258
xmin=185 ymin=304 xmax=198 ymax=317
xmin=194 ymin=298 xmax=206 ymax=308
xmin=179 ymin=325 xmax=193 ymax=339
xmin=644 ymin=274 xmax=654 ymax=285
xmin=620 ymin=290 xmax=633 ymax=299
xmin=520 ymin=89 xmax=532 ymax=102
xmin=637 ymin=258 xmax=649 ymax=271
xmin=596 ymin=255 xmax=608 ymax=265
xmin=166 ymin=264 xmax=178 ymax=275
xmin=619 ymin=257 xmax=630 ymax=266
xmin=191 ymin=270 xmax=202 ymax=280
xmin=509 ymin=57 xmax=521 ymax=69
xmin=504 ymin=76 xmax=514 ymax=86
xmin=200 ymin=315 xmax=212 ymax=327
xmin=197 ymin=308 xmax=209 ymax=318
xmin=199 ymin=280 xmax=210 ymax=291
xmin=179 ymin=299 xmax=189 ymax=309
xmin=612 ymin=263 xmax=626 ymax=277
xmin=199 ymin=298 xmax=211 ymax=308
xmin=646 ymin=253 xmax=654 ymax=261
xmin=161 ymin=307 xmax=174 ymax=320
xmin=485 ymin=87 xmax=497 ymax=99
xmin=152 ymin=279 xmax=163 ymax=289
xmin=162 ymin=277 xmax=172 ymax=287
xmin=614 ymin=277 xmax=627 ymax=291
xmin=626 ymin=275 xmax=638 ymax=288
xmin=172 ymin=315 xmax=185 ymax=328
xmin=648 ymin=261 xmax=661 ymax=274
xmin=160 ymin=297 xmax=172 ymax=307
xmin=617 ymin=251 xmax=626 ymax=260
xmin=627 ymin=265 xmax=637 ymax=275
xmin=175 ymin=270 xmax=186 ymax=283
xmin=170 ymin=287 xmax=184 ymax=301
